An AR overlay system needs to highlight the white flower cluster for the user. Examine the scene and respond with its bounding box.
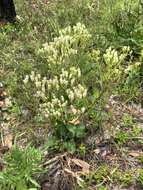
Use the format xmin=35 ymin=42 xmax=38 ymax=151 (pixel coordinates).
xmin=39 ymin=95 xmax=86 ymax=121
xmin=59 ymin=22 xmax=91 ymax=42
xmin=38 ymin=23 xmax=91 ymax=67
xmin=4 ymin=97 xmax=12 ymax=108
xmin=41 ymin=35 xmax=77 ymax=66
xmin=91 ymin=49 xmax=100 ymax=62
xmin=103 ymin=47 xmax=119 ymax=64
xmin=23 ymin=66 xmax=87 ymax=122
xmin=23 ymin=23 xmax=90 ymax=124
xmin=102 ymin=46 xmax=132 ymax=77
xmin=0 ymin=93 xmax=12 ymax=123
xmin=39 ymin=96 xmax=67 ymax=119
xmin=125 ymin=62 xmax=141 ymax=74
xmin=103 ymin=46 xmax=130 ymax=65
xmin=66 ymin=84 xmax=87 ymax=101
xmin=122 ymin=46 xmax=130 ymax=53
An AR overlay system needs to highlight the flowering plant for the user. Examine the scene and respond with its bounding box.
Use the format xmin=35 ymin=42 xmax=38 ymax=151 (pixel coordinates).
xmin=22 ymin=23 xmax=91 ymax=141
xmin=21 ymin=23 xmax=133 ymax=146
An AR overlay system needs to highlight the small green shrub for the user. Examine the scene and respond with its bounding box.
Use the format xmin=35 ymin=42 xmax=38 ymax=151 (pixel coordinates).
xmin=115 ymin=131 xmax=129 ymax=145
xmin=21 ymin=23 xmax=90 ymax=142
xmin=132 ymin=125 xmax=142 ymax=137
xmin=0 ymin=145 xmax=44 ymax=190
xmin=18 ymin=23 xmax=131 ymax=146
xmin=93 ymin=165 xmax=109 ymax=184
xmin=1 ymin=0 xmax=142 ymax=155
xmin=122 ymin=114 xmax=133 ymax=127
xmin=118 ymin=56 xmax=142 ymax=102
xmin=120 ymin=172 xmax=133 ymax=187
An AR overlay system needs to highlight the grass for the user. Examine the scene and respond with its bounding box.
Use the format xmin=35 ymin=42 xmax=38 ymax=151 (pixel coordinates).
xmin=0 ymin=0 xmax=143 ymax=189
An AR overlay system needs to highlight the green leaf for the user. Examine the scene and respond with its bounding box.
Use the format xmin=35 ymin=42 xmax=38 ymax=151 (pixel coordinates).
xmin=45 ymin=136 xmax=58 ymax=149
xmin=75 ymin=124 xmax=85 ymax=138
xmin=63 ymin=142 xmax=76 ymax=154
xmin=67 ymin=125 xmax=77 ymax=137
xmin=29 ymin=177 xmax=40 ymax=187
xmin=67 ymin=124 xmax=85 ymax=138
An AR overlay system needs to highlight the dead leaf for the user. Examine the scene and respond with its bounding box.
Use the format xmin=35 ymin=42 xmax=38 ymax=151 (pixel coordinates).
xmin=64 ymin=168 xmax=77 ymax=177
xmin=4 ymin=134 xmax=13 ymax=150
xmin=64 ymin=168 xmax=84 ymax=185
xmin=0 ymin=101 xmax=4 ymax=107
xmin=69 ymin=118 xmax=80 ymax=125
xmin=71 ymin=158 xmax=90 ymax=174
xmin=93 ymin=148 xmax=100 ymax=154
xmin=129 ymin=151 xmax=142 ymax=157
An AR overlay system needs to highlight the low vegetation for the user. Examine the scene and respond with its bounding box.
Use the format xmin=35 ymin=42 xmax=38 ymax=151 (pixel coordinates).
xmin=0 ymin=0 xmax=143 ymax=189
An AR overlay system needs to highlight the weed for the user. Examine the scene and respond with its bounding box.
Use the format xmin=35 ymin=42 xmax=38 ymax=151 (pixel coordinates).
xmin=132 ymin=125 xmax=142 ymax=137
xmin=1 ymin=0 xmax=143 ymax=188
xmin=122 ymin=113 xmax=133 ymax=128
xmin=120 ymin=172 xmax=133 ymax=187
xmin=93 ymin=165 xmax=109 ymax=184
xmin=0 ymin=145 xmax=44 ymax=190
xmin=115 ymin=131 xmax=129 ymax=145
